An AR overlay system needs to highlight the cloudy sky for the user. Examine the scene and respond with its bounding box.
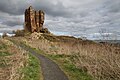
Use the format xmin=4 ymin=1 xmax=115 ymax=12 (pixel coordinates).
xmin=0 ymin=0 xmax=120 ymax=40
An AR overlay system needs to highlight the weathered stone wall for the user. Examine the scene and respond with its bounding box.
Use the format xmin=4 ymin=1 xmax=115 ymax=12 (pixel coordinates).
xmin=25 ymin=6 xmax=45 ymax=33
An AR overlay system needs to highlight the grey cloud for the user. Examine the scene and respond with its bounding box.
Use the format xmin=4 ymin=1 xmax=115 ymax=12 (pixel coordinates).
xmin=0 ymin=0 xmax=72 ymax=17
xmin=31 ymin=0 xmax=72 ymax=18
xmin=104 ymin=0 xmax=120 ymax=13
xmin=0 ymin=11 xmax=23 ymax=27
xmin=1 ymin=19 xmax=23 ymax=26
xmin=44 ymin=0 xmax=120 ymax=39
xmin=0 ymin=0 xmax=120 ymax=40
xmin=0 ymin=0 xmax=27 ymax=15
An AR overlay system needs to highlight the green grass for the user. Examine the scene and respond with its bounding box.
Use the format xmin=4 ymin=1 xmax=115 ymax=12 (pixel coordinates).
xmin=7 ymin=39 xmax=43 ymax=80
xmin=0 ymin=42 xmax=11 ymax=67
xmin=29 ymin=48 xmax=94 ymax=80
xmin=0 ymin=51 xmax=12 ymax=56
xmin=29 ymin=47 xmax=93 ymax=80
xmin=0 ymin=59 xmax=11 ymax=67
xmin=47 ymin=54 xmax=93 ymax=80
xmin=21 ymin=54 xmax=43 ymax=80
xmin=13 ymin=40 xmax=93 ymax=80
xmin=0 ymin=44 xmax=7 ymax=50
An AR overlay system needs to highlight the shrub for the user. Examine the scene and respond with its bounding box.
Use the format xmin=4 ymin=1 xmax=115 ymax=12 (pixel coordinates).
xmin=40 ymin=28 xmax=50 ymax=33
xmin=2 ymin=32 xmax=8 ymax=38
xmin=13 ymin=30 xmax=25 ymax=37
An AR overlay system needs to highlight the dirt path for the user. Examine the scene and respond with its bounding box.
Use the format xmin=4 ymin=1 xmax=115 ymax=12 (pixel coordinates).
xmin=19 ymin=43 xmax=69 ymax=80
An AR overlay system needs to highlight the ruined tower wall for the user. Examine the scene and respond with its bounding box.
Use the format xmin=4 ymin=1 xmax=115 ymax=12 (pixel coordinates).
xmin=35 ymin=11 xmax=40 ymax=32
xmin=25 ymin=9 xmax=31 ymax=32
xmin=39 ymin=10 xmax=44 ymax=31
xmin=29 ymin=7 xmax=37 ymax=32
xmin=24 ymin=6 xmax=45 ymax=33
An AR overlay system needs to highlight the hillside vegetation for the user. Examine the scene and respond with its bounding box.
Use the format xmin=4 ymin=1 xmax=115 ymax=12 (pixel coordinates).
xmin=0 ymin=39 xmax=28 ymax=80
xmin=2 ymin=32 xmax=120 ymax=80
xmin=20 ymin=32 xmax=120 ymax=80
xmin=0 ymin=38 xmax=42 ymax=80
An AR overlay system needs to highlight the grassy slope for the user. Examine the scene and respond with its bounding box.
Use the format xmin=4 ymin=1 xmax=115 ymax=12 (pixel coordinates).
xmin=15 ymin=35 xmax=94 ymax=80
xmin=47 ymin=54 xmax=93 ymax=80
xmin=5 ymin=33 xmax=120 ymax=80
xmin=21 ymin=53 xmax=43 ymax=80
xmin=30 ymin=47 xmax=93 ymax=80
xmin=25 ymin=34 xmax=94 ymax=80
xmin=13 ymin=36 xmax=93 ymax=80
xmin=0 ymin=41 xmax=10 ymax=68
xmin=0 ymin=39 xmax=26 ymax=80
xmin=4 ymin=38 xmax=43 ymax=80
xmin=40 ymin=34 xmax=120 ymax=80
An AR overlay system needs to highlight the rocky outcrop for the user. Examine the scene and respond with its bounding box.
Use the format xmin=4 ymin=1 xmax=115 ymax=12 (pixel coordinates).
xmin=24 ymin=6 xmax=45 ymax=33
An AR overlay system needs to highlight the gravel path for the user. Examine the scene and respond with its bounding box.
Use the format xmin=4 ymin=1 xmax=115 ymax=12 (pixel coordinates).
xmin=20 ymin=43 xmax=69 ymax=80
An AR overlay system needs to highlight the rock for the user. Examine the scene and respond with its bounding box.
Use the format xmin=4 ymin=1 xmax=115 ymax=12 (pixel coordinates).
xmin=30 ymin=32 xmax=44 ymax=40
xmin=40 ymin=28 xmax=50 ymax=33
xmin=24 ymin=6 xmax=45 ymax=33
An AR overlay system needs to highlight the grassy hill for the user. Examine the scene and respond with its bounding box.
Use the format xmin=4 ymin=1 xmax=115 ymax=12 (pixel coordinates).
xmin=12 ymin=32 xmax=120 ymax=80
xmin=1 ymin=32 xmax=120 ymax=80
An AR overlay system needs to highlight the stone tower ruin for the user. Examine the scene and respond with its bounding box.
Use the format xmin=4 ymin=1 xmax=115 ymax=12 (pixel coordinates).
xmin=24 ymin=6 xmax=45 ymax=32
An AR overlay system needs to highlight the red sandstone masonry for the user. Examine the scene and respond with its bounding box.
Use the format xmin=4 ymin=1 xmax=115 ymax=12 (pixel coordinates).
xmin=25 ymin=6 xmax=45 ymax=32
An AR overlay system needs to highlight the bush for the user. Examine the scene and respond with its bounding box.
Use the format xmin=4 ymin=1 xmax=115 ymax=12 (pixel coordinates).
xmin=2 ymin=32 xmax=8 ymax=38
xmin=40 ymin=28 xmax=50 ymax=33
xmin=13 ymin=30 xmax=25 ymax=37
